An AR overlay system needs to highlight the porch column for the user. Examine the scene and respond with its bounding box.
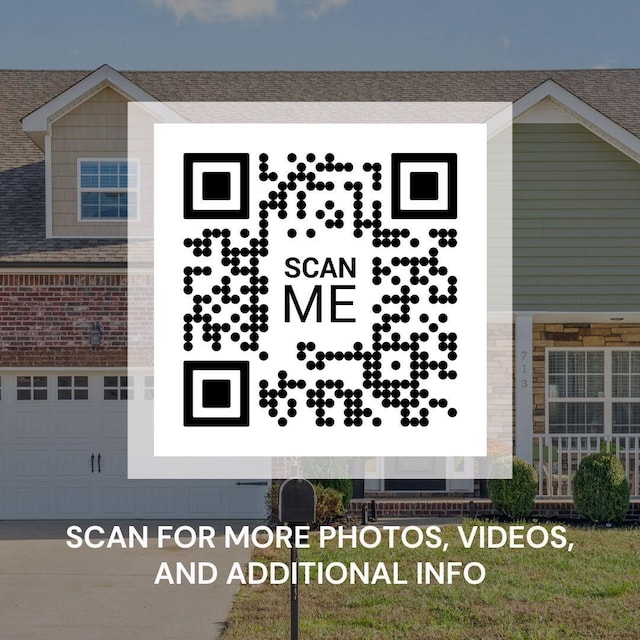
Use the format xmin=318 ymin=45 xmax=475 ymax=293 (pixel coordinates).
xmin=515 ymin=314 xmax=533 ymax=462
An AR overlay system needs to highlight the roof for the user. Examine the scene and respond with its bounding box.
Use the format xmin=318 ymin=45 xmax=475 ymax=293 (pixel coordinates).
xmin=2 ymin=67 xmax=640 ymax=265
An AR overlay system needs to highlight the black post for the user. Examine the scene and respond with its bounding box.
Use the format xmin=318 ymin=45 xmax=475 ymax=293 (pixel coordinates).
xmin=279 ymin=478 xmax=315 ymax=640
xmin=290 ymin=535 xmax=298 ymax=640
xmin=352 ymin=477 xmax=365 ymax=499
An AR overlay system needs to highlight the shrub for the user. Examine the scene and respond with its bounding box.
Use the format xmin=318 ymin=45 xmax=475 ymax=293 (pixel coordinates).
xmin=265 ymin=481 xmax=346 ymax=526
xmin=573 ymin=452 xmax=630 ymax=523
xmin=265 ymin=481 xmax=281 ymax=523
xmin=313 ymin=485 xmax=346 ymax=525
xmin=487 ymin=457 xmax=538 ymax=519
xmin=309 ymin=478 xmax=353 ymax=510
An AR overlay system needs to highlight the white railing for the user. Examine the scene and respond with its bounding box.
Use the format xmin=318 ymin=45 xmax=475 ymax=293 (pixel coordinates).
xmin=532 ymin=434 xmax=640 ymax=498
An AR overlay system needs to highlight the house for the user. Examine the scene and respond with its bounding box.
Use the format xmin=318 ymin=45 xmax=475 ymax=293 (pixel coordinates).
xmin=1 ymin=65 xmax=640 ymax=519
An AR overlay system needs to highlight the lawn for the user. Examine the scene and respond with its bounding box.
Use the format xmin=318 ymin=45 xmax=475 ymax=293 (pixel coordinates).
xmin=221 ymin=521 xmax=640 ymax=640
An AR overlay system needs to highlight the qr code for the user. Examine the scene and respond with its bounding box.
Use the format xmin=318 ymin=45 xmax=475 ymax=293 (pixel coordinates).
xmin=153 ymin=123 xmax=487 ymax=458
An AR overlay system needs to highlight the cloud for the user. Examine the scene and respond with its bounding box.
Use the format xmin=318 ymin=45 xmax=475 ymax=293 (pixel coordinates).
xmin=501 ymin=35 xmax=510 ymax=51
xmin=153 ymin=0 xmax=278 ymax=22
xmin=302 ymin=0 xmax=348 ymax=18
xmin=152 ymin=0 xmax=348 ymax=21
xmin=592 ymin=55 xmax=616 ymax=69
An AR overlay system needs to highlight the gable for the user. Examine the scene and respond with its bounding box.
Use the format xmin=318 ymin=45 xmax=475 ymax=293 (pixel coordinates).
xmin=49 ymin=87 xmax=129 ymax=238
xmin=515 ymin=97 xmax=576 ymax=124
xmin=511 ymin=79 xmax=640 ymax=164
xmin=513 ymin=122 xmax=640 ymax=312
xmin=21 ymin=64 xmax=181 ymax=150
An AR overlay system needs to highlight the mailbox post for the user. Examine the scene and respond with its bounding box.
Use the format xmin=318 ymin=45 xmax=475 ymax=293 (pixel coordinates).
xmin=279 ymin=479 xmax=316 ymax=640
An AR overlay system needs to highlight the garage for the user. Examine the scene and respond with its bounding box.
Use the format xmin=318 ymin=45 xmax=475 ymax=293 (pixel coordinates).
xmin=0 ymin=370 xmax=267 ymax=519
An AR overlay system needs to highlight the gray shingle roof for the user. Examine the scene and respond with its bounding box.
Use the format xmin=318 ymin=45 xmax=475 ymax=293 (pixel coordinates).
xmin=2 ymin=68 xmax=640 ymax=265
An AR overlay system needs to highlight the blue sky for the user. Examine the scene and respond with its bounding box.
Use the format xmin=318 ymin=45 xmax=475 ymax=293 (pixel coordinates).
xmin=0 ymin=0 xmax=638 ymax=71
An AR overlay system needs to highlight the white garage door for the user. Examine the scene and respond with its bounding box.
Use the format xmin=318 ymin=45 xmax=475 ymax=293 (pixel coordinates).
xmin=0 ymin=371 xmax=267 ymax=519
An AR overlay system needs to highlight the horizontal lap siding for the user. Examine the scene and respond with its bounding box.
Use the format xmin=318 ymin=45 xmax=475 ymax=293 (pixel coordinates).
xmin=51 ymin=87 xmax=128 ymax=238
xmin=513 ymin=124 xmax=640 ymax=311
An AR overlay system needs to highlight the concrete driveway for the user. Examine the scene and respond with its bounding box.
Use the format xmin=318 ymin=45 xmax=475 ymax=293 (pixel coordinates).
xmin=0 ymin=520 xmax=258 ymax=640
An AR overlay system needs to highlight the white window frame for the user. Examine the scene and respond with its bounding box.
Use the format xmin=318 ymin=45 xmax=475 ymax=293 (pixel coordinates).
xmin=144 ymin=375 xmax=154 ymax=400
xmin=545 ymin=347 xmax=640 ymax=435
xmin=16 ymin=375 xmax=48 ymax=401
xmin=77 ymin=158 xmax=139 ymax=222
xmin=104 ymin=375 xmax=133 ymax=401
xmin=57 ymin=375 xmax=89 ymax=401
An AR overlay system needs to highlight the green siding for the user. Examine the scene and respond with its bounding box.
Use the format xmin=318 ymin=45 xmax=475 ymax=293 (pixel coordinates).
xmin=513 ymin=123 xmax=640 ymax=312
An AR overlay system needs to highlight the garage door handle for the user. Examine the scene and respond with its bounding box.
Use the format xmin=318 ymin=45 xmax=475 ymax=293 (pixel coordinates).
xmin=235 ymin=481 xmax=268 ymax=486
xmin=91 ymin=453 xmax=95 ymax=473
xmin=97 ymin=453 xmax=102 ymax=473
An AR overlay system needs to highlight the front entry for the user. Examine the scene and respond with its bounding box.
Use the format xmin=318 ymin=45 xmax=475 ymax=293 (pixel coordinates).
xmin=382 ymin=457 xmax=447 ymax=492
xmin=384 ymin=478 xmax=446 ymax=491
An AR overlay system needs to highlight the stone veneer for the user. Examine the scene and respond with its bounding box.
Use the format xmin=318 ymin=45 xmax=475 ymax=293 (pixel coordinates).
xmin=532 ymin=323 xmax=640 ymax=435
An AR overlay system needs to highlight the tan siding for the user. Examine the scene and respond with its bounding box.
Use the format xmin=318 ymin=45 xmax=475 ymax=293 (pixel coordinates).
xmin=50 ymin=86 xmax=130 ymax=238
xmin=514 ymin=123 xmax=640 ymax=312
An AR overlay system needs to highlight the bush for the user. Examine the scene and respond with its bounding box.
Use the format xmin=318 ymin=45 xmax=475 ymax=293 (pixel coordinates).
xmin=265 ymin=481 xmax=346 ymax=526
xmin=573 ymin=452 xmax=630 ymax=523
xmin=309 ymin=478 xmax=353 ymax=510
xmin=487 ymin=457 xmax=538 ymax=519
xmin=313 ymin=485 xmax=346 ymax=525
xmin=265 ymin=481 xmax=281 ymax=523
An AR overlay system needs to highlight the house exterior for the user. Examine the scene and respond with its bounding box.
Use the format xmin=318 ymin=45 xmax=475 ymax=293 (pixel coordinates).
xmin=1 ymin=66 xmax=640 ymax=519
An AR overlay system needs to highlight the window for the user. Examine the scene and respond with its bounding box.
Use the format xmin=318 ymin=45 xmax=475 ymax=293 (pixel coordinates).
xmin=546 ymin=348 xmax=640 ymax=434
xmin=78 ymin=159 xmax=138 ymax=220
xmin=611 ymin=351 xmax=640 ymax=433
xmin=57 ymin=376 xmax=89 ymax=400
xmin=144 ymin=375 xmax=154 ymax=400
xmin=17 ymin=376 xmax=48 ymax=401
xmin=104 ymin=376 xmax=132 ymax=400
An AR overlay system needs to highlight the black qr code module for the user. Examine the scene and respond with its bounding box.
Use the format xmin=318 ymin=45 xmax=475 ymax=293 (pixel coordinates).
xmin=153 ymin=123 xmax=488 ymax=458
xmin=183 ymin=149 xmax=458 ymax=428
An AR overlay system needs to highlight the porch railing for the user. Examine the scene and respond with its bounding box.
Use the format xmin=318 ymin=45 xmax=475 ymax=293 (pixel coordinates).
xmin=532 ymin=434 xmax=640 ymax=498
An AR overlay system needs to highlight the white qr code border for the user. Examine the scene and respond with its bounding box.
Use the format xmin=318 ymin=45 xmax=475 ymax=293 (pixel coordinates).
xmin=127 ymin=102 xmax=513 ymax=481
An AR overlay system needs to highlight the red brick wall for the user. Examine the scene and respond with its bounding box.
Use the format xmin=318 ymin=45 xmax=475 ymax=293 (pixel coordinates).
xmin=0 ymin=273 xmax=151 ymax=367
xmin=348 ymin=498 xmax=640 ymax=522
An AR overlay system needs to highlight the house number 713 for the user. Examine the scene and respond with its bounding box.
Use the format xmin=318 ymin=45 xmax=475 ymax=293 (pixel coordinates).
xmin=520 ymin=350 xmax=529 ymax=388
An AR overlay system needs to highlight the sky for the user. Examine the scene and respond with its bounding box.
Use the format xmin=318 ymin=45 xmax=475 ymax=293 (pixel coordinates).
xmin=0 ymin=0 xmax=638 ymax=71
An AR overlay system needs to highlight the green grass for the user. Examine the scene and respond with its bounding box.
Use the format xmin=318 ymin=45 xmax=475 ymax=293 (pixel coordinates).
xmin=221 ymin=521 xmax=640 ymax=640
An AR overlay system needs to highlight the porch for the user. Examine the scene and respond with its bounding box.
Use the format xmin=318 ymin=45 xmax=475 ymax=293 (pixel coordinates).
xmin=516 ymin=314 xmax=640 ymax=500
xmin=532 ymin=434 xmax=639 ymax=498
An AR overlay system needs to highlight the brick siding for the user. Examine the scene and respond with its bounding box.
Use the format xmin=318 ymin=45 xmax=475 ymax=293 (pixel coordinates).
xmin=0 ymin=273 xmax=152 ymax=367
xmin=349 ymin=498 xmax=640 ymax=523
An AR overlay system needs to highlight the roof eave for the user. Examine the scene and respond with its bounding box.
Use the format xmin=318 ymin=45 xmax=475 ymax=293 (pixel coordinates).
xmin=512 ymin=78 xmax=640 ymax=163
xmin=21 ymin=63 xmax=186 ymax=150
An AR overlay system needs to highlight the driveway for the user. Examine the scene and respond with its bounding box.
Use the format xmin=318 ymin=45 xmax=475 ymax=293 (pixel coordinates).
xmin=0 ymin=520 xmax=258 ymax=640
